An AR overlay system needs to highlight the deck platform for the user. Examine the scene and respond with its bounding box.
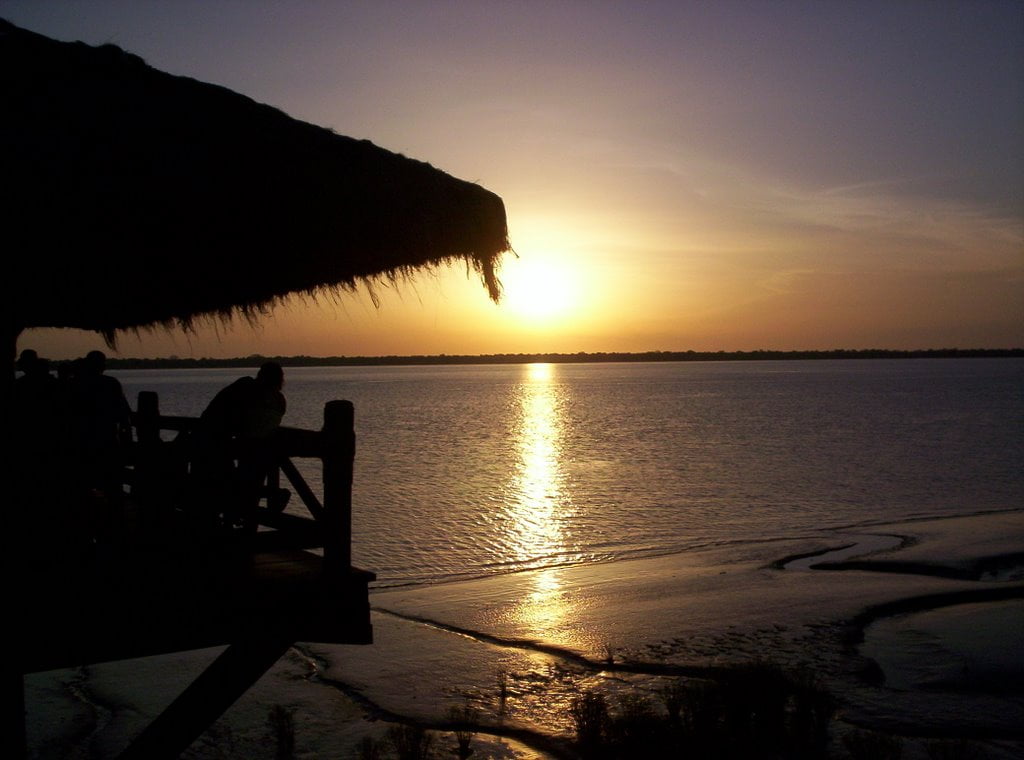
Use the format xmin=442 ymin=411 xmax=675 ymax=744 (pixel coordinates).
xmin=10 ymin=394 xmax=375 ymax=759
xmin=15 ymin=532 xmax=374 ymax=674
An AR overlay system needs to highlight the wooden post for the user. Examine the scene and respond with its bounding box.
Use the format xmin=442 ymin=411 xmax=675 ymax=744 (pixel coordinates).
xmin=322 ymin=400 xmax=354 ymax=574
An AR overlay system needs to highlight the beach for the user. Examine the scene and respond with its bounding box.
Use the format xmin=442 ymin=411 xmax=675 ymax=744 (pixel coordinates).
xmin=25 ymin=509 xmax=1024 ymax=759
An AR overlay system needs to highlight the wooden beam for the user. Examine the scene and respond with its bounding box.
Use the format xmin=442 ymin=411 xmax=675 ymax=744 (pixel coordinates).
xmin=278 ymin=456 xmax=325 ymax=520
xmin=117 ymin=636 xmax=292 ymax=760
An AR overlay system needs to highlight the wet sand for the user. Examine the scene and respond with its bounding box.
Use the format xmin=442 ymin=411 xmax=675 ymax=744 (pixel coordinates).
xmin=25 ymin=510 xmax=1024 ymax=759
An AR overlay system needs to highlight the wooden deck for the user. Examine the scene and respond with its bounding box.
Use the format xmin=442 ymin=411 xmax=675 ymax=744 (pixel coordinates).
xmin=15 ymin=538 xmax=374 ymax=673
xmin=10 ymin=394 xmax=375 ymax=758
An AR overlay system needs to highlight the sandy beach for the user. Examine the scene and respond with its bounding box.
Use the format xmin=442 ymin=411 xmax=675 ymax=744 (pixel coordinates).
xmin=25 ymin=510 xmax=1024 ymax=758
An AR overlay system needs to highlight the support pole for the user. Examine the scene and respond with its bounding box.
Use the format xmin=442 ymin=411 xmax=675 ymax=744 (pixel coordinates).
xmin=322 ymin=400 xmax=354 ymax=574
xmin=117 ymin=636 xmax=292 ymax=760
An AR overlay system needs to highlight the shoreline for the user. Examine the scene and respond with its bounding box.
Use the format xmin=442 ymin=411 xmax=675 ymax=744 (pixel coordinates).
xmin=331 ymin=511 xmax=1024 ymax=751
xmin=24 ymin=510 xmax=1024 ymax=758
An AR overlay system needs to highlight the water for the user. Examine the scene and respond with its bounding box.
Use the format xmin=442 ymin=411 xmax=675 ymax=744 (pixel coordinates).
xmin=114 ymin=358 xmax=1024 ymax=588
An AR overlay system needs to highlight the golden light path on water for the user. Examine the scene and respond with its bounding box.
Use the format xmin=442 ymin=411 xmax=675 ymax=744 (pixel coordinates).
xmin=506 ymin=363 xmax=574 ymax=641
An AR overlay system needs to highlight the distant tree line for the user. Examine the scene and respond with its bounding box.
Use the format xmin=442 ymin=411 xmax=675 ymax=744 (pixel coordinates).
xmin=102 ymin=347 xmax=1023 ymax=370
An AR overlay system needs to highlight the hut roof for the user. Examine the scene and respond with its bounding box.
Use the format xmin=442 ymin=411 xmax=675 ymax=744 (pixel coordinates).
xmin=1 ymin=19 xmax=510 ymax=343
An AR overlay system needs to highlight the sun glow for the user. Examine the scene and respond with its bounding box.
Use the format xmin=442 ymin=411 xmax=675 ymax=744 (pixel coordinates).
xmin=498 ymin=256 xmax=578 ymax=323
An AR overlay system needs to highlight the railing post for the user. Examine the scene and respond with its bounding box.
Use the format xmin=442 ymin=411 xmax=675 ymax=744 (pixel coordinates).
xmin=322 ymin=400 xmax=354 ymax=574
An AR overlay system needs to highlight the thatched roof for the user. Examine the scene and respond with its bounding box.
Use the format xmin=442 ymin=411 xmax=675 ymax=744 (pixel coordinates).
xmin=1 ymin=19 xmax=510 ymax=343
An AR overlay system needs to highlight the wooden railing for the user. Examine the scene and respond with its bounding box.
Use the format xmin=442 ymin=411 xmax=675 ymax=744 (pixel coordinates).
xmin=130 ymin=391 xmax=356 ymax=573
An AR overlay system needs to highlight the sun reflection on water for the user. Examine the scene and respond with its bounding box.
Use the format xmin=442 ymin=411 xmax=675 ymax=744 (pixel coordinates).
xmin=511 ymin=363 xmax=564 ymax=562
xmin=508 ymin=363 xmax=573 ymax=637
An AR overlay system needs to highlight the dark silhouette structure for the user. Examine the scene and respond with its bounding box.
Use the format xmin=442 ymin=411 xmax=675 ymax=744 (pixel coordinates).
xmin=1 ymin=18 xmax=511 ymax=759
xmin=16 ymin=392 xmax=370 ymax=758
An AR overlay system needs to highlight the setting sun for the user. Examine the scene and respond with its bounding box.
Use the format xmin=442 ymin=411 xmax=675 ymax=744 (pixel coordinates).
xmin=497 ymin=256 xmax=579 ymax=324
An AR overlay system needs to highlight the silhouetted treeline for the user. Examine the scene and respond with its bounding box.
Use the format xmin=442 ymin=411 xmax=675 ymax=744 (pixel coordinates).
xmin=100 ymin=348 xmax=1024 ymax=370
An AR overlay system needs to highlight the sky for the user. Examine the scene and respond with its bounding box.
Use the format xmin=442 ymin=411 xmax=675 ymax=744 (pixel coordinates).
xmin=7 ymin=0 xmax=1023 ymax=359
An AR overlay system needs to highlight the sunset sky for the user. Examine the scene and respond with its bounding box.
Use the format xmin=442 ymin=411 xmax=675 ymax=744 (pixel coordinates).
xmin=8 ymin=1 xmax=1023 ymax=359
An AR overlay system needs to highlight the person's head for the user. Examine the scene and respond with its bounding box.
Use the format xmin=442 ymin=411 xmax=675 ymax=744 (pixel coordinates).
xmin=84 ymin=350 xmax=107 ymax=376
xmin=16 ymin=349 xmax=38 ymax=373
xmin=257 ymin=361 xmax=284 ymax=391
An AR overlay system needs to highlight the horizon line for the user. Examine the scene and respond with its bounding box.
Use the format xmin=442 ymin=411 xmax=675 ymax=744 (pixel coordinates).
xmin=98 ymin=347 xmax=1024 ymax=368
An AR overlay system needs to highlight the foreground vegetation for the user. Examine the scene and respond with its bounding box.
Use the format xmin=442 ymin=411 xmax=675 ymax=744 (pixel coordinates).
xmin=342 ymin=662 xmax=993 ymax=760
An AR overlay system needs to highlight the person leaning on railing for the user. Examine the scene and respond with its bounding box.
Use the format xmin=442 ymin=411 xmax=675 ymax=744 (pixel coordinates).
xmin=194 ymin=362 xmax=286 ymax=532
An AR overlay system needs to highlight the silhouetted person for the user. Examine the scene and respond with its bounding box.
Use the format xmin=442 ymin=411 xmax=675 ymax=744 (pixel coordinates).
xmin=68 ymin=350 xmax=133 ymax=538
xmin=15 ymin=348 xmax=39 ymax=375
xmin=12 ymin=349 xmax=67 ymax=546
xmin=195 ymin=362 xmax=286 ymax=531
xmin=13 ymin=349 xmax=61 ymax=453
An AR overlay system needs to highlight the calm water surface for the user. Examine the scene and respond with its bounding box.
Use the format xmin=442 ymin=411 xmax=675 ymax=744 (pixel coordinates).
xmin=115 ymin=359 xmax=1023 ymax=587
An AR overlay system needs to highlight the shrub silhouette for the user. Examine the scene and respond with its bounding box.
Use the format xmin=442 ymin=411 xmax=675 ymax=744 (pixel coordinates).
xmin=386 ymin=723 xmax=434 ymax=760
xmin=447 ymin=704 xmax=478 ymax=760
xmin=570 ymin=690 xmax=611 ymax=758
xmin=569 ymin=662 xmax=841 ymax=759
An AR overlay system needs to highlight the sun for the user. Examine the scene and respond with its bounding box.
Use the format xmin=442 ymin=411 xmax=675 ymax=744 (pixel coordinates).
xmin=498 ymin=256 xmax=578 ymax=323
